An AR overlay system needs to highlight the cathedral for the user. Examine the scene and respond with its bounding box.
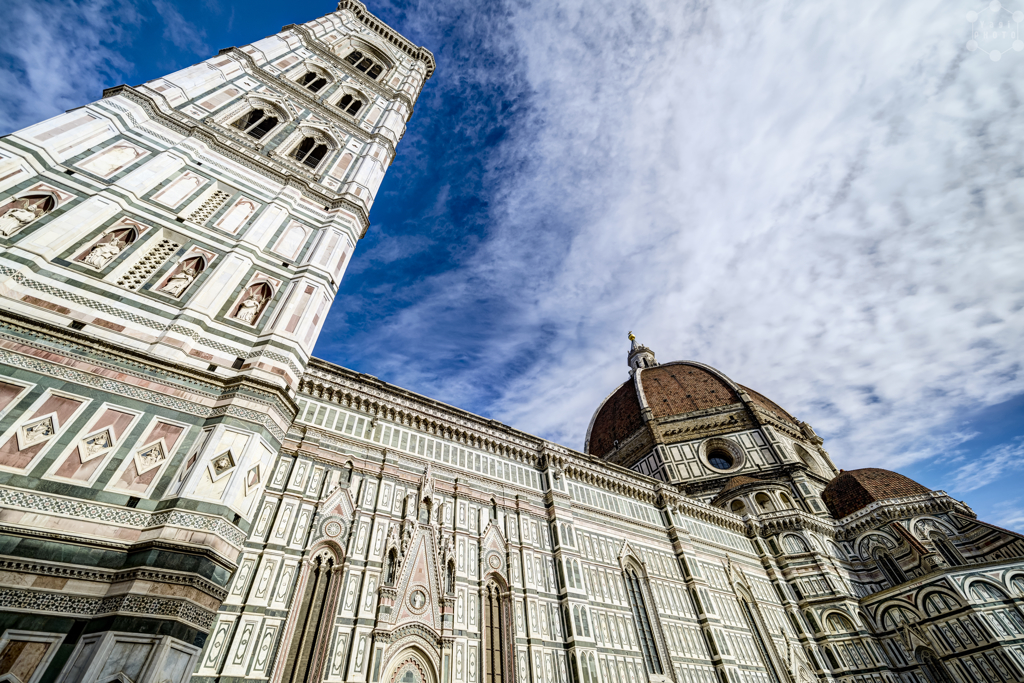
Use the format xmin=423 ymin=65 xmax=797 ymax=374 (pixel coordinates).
xmin=0 ymin=2 xmax=1022 ymax=682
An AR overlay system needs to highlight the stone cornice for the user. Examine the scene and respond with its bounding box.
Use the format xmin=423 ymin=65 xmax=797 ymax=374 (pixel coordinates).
xmin=302 ymin=360 xmax=670 ymax=507
xmin=833 ymin=492 xmax=972 ymax=540
xmin=102 ymin=86 xmax=371 ymax=230
xmin=335 ymin=0 xmax=436 ymax=77
xmin=280 ymin=24 xmax=416 ymax=115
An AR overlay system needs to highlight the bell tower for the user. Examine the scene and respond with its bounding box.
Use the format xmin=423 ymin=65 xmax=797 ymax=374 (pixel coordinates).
xmin=0 ymin=2 xmax=433 ymax=681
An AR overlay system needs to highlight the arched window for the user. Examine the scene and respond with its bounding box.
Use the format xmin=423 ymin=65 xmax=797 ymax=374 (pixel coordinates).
xmin=779 ymin=492 xmax=794 ymax=508
xmin=344 ymin=50 xmax=384 ymax=79
xmin=298 ymin=71 xmax=328 ymax=93
xmin=232 ymin=108 xmax=278 ymax=139
xmin=782 ymin=534 xmax=810 ymax=555
xmin=337 ymin=93 xmax=364 ymax=116
xmin=730 ymin=499 xmax=747 ymax=515
xmin=826 ymin=613 xmax=855 ymax=633
xmin=573 ymin=606 xmax=582 ymax=636
xmin=755 ymin=492 xmax=774 ymax=512
xmin=483 ymin=581 xmax=508 ymax=683
xmin=284 ymin=552 xmax=339 ymax=683
xmin=573 ymin=560 xmax=582 ymax=588
xmin=916 ymin=647 xmax=954 ymax=683
xmin=923 ymin=592 xmax=959 ymax=616
xmin=874 ymin=551 xmax=907 ymax=588
xmin=929 ymin=532 xmax=964 ymax=567
xmin=823 ymin=647 xmax=839 ymax=670
xmin=738 ymin=595 xmax=785 ymax=683
xmin=0 ymin=194 xmax=55 ymax=237
xmin=291 ymin=136 xmax=329 ymax=170
xmin=580 ymin=607 xmax=591 ymax=637
xmin=970 ymin=581 xmax=1008 ymax=602
xmin=624 ymin=567 xmax=662 ymax=674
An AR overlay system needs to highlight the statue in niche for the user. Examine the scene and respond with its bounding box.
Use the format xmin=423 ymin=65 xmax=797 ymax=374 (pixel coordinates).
xmin=81 ymin=227 xmax=136 ymax=269
xmin=0 ymin=195 xmax=55 ymax=236
xmin=160 ymin=257 xmax=205 ymax=297
xmin=233 ymin=283 xmax=272 ymax=324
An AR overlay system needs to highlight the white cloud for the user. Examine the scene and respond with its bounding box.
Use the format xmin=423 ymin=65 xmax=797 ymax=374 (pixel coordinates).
xmin=353 ymin=0 xmax=1024 ymax=469
xmin=0 ymin=0 xmax=141 ymax=134
xmin=950 ymin=437 xmax=1024 ymax=493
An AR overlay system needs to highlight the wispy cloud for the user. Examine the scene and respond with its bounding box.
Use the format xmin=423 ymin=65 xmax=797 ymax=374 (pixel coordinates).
xmin=950 ymin=437 xmax=1024 ymax=493
xmin=0 ymin=0 xmax=141 ymax=132
xmin=152 ymin=0 xmax=208 ymax=56
xmin=325 ymin=0 xmax=1024 ymax=472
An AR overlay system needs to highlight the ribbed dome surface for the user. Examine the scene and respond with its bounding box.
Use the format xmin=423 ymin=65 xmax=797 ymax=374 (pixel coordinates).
xmin=586 ymin=360 xmax=798 ymax=458
xmin=587 ymin=380 xmax=645 ymax=459
xmin=822 ymin=468 xmax=931 ymax=519
xmin=719 ymin=475 xmax=762 ymax=494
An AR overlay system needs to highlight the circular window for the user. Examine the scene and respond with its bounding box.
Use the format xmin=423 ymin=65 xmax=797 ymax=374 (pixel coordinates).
xmin=707 ymin=448 xmax=734 ymax=470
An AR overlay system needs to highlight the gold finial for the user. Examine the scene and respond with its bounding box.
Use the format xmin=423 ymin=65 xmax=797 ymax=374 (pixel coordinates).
xmin=628 ymin=331 xmax=635 ymax=341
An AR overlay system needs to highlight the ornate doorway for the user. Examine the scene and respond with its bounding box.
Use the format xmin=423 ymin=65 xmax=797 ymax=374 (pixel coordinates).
xmin=385 ymin=650 xmax=437 ymax=683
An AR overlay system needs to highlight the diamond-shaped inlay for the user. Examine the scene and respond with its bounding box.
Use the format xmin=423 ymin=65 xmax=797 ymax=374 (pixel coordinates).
xmin=212 ymin=451 xmax=235 ymax=476
xmin=243 ymin=464 xmax=261 ymax=495
xmin=20 ymin=417 xmax=55 ymax=448
xmin=79 ymin=429 xmax=114 ymax=462
xmin=133 ymin=442 xmax=166 ymax=474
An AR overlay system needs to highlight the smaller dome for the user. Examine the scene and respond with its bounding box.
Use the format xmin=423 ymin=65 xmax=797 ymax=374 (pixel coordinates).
xmin=822 ymin=468 xmax=931 ymax=519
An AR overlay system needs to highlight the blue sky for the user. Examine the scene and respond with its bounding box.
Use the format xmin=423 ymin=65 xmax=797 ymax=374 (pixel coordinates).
xmin=2 ymin=0 xmax=1023 ymax=530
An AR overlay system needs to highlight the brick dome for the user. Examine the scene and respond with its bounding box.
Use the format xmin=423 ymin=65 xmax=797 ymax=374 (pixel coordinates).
xmin=822 ymin=468 xmax=932 ymax=519
xmin=585 ymin=360 xmax=798 ymax=458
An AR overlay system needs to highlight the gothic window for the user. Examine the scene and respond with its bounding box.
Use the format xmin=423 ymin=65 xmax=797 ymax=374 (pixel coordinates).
xmin=232 ymin=108 xmax=279 ymax=140
xmin=284 ymin=552 xmax=339 ymax=683
xmin=929 ymin=532 xmax=965 ymax=567
xmin=231 ymin=282 xmax=273 ymax=325
xmin=874 ymin=550 xmax=907 ymax=588
xmin=292 ymin=136 xmax=329 ymax=170
xmin=0 ymin=194 xmax=55 ymax=237
xmin=344 ymin=50 xmax=385 ymax=79
xmin=916 ymin=647 xmax=954 ymax=683
xmin=337 ymin=93 xmax=364 ymax=116
xmin=580 ymin=607 xmax=591 ymax=637
xmin=75 ymin=225 xmax=138 ymax=270
xmin=298 ymin=71 xmax=328 ymax=93
xmin=483 ymin=581 xmax=507 ymax=683
xmin=739 ymin=595 xmax=785 ymax=683
xmin=624 ymin=566 xmax=662 ymax=674
xmin=573 ymin=606 xmax=582 ymax=636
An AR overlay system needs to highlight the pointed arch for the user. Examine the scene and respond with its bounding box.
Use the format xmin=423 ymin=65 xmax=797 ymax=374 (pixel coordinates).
xmin=733 ymin=583 xmax=785 ymax=683
xmin=620 ymin=556 xmax=663 ymax=675
xmin=482 ymin=573 xmax=513 ymax=683
xmin=282 ymin=544 xmax=344 ymax=683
